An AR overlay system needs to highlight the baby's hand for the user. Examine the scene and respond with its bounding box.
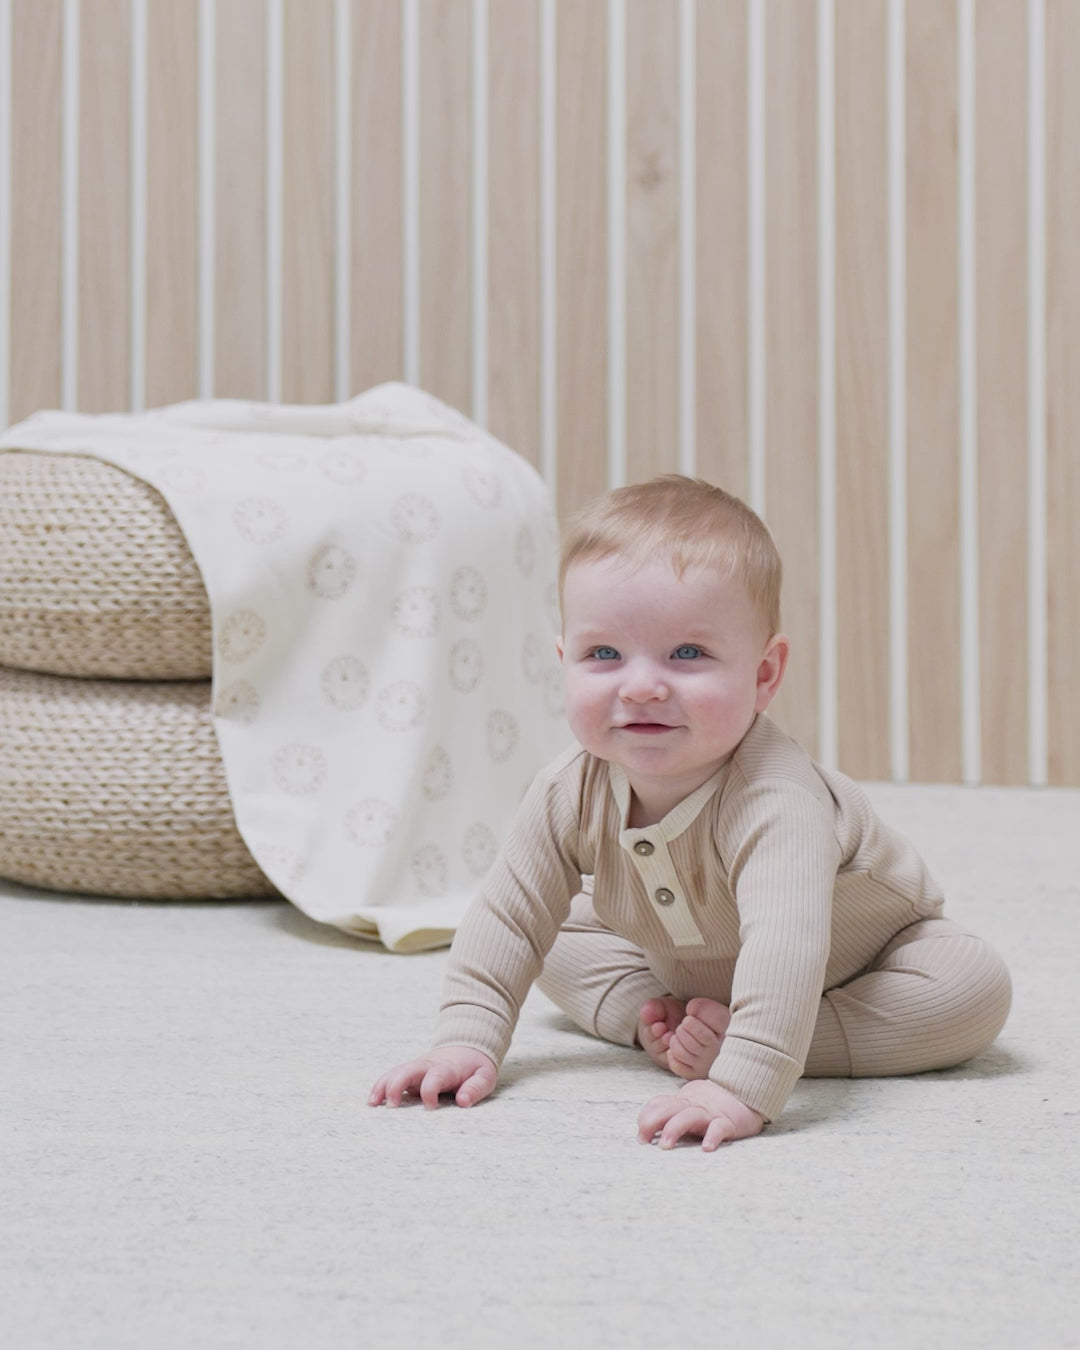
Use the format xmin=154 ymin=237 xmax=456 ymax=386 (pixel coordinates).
xmin=368 ymin=1046 xmax=498 ymax=1110
xmin=637 ymin=1080 xmax=764 ymax=1152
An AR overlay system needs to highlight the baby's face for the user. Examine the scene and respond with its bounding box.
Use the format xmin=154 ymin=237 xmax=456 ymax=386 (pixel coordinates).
xmin=557 ymin=555 xmax=787 ymax=821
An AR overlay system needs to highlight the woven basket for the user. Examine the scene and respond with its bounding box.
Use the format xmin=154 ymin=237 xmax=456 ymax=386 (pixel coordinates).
xmin=0 ymin=451 xmax=212 ymax=679
xmin=0 ymin=666 xmax=274 ymax=899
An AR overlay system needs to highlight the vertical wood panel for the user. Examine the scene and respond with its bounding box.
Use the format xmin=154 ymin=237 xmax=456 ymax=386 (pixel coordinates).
xmin=215 ymin=0 xmax=266 ymax=399
xmin=906 ymin=0 xmax=960 ymax=782
xmin=695 ymin=0 xmax=748 ymax=499
xmin=556 ymin=0 xmax=607 ymax=519
xmin=419 ymin=0 xmax=471 ymax=415
xmin=282 ymin=0 xmax=334 ymax=404
xmin=835 ymin=0 xmax=889 ymax=780
xmin=1046 ymin=0 xmax=1080 ymax=785
xmin=625 ymin=0 xmax=678 ymax=482
xmin=3 ymin=3 xmax=1079 ymax=788
xmin=488 ymin=0 xmax=541 ymax=467
xmin=763 ymin=0 xmax=818 ymax=755
xmin=351 ymin=0 xmax=403 ymax=392
xmin=78 ymin=0 xmax=130 ymax=413
xmin=976 ymin=0 xmax=1027 ymax=785
xmin=145 ymin=0 xmax=198 ymax=408
xmin=9 ymin=0 xmax=62 ymax=423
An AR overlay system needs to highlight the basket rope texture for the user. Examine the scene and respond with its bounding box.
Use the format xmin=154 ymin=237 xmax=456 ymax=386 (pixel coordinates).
xmin=0 ymin=666 xmax=274 ymax=899
xmin=0 ymin=451 xmax=212 ymax=679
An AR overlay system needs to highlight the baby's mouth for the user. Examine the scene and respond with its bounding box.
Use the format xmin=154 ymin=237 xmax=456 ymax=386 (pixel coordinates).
xmin=620 ymin=722 xmax=676 ymax=734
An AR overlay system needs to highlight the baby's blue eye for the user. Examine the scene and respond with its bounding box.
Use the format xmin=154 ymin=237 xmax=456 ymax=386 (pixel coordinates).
xmin=591 ymin=646 xmax=620 ymax=661
xmin=674 ymin=645 xmax=702 ymax=659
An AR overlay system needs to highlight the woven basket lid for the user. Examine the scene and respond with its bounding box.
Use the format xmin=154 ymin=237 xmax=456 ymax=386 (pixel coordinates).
xmin=0 ymin=451 xmax=213 ymax=679
xmin=0 ymin=666 xmax=274 ymax=900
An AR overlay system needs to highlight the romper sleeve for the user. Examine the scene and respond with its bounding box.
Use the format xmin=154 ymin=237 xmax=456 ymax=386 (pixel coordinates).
xmin=708 ymin=778 xmax=841 ymax=1121
xmin=432 ymin=757 xmax=587 ymax=1068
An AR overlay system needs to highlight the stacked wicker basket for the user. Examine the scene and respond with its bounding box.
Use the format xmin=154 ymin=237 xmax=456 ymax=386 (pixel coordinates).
xmin=0 ymin=450 xmax=274 ymax=899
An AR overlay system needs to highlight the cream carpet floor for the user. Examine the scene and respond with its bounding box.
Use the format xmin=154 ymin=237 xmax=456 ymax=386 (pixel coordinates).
xmin=2 ymin=783 xmax=1078 ymax=1350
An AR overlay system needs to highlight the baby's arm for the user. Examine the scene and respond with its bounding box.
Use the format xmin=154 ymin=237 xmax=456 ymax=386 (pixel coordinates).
xmin=370 ymin=759 xmax=584 ymax=1114
xmin=369 ymin=1045 xmax=497 ymax=1110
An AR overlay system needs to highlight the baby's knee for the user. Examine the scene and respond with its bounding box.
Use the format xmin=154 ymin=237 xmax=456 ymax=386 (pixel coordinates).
xmin=901 ymin=930 xmax=1012 ymax=1065
xmin=958 ymin=936 xmax=1012 ymax=1049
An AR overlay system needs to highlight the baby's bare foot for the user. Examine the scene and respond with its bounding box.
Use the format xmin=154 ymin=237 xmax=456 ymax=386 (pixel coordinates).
xmin=636 ymin=996 xmax=687 ymax=1071
xmin=666 ymin=997 xmax=731 ymax=1079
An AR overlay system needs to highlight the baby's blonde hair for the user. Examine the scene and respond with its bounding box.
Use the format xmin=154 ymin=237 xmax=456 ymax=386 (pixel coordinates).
xmin=560 ymin=475 xmax=782 ymax=636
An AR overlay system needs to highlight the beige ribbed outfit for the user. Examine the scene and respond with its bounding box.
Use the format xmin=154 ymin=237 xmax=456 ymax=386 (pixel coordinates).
xmin=435 ymin=714 xmax=1011 ymax=1121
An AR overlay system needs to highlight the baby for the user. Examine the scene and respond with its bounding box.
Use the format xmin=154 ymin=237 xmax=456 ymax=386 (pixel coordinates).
xmin=370 ymin=475 xmax=1012 ymax=1150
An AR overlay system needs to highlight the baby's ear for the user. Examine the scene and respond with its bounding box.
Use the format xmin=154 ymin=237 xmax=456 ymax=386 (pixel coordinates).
xmin=754 ymin=633 xmax=789 ymax=711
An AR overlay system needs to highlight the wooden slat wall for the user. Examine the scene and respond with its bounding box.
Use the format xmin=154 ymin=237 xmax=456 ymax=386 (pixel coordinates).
xmin=976 ymin=0 xmax=1028 ymax=787
xmin=78 ymin=0 xmax=130 ymax=414
xmin=215 ymin=0 xmax=266 ymax=399
xmin=418 ymin=0 xmax=471 ymax=413
xmin=2 ymin=0 xmax=1079 ymax=789
xmin=555 ymin=0 xmax=607 ymax=521
xmin=282 ymin=0 xmax=334 ymax=405
xmin=146 ymin=0 xmax=198 ymax=409
xmin=488 ymin=0 xmax=541 ymax=470
xmin=625 ymin=0 xmax=678 ymax=485
xmin=763 ymin=0 xmax=819 ymax=761
xmin=835 ymin=0 xmax=889 ymax=782
xmin=906 ymin=0 xmax=960 ymax=784
xmin=695 ymin=0 xmax=748 ymax=501
xmin=1046 ymin=0 xmax=1080 ymax=787
xmin=351 ymin=0 xmax=403 ymax=392
xmin=9 ymin=0 xmax=62 ymax=424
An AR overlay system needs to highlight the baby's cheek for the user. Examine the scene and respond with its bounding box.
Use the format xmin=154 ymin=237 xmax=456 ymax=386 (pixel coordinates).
xmin=563 ymin=683 xmax=604 ymax=745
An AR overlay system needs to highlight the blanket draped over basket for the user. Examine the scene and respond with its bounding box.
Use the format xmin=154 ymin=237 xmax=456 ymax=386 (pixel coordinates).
xmin=0 ymin=383 xmax=570 ymax=951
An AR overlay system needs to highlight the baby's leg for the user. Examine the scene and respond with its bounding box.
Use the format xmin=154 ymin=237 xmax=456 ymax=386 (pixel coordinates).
xmin=536 ymin=885 xmax=669 ymax=1047
xmin=803 ymin=918 xmax=1012 ymax=1078
xmin=537 ymin=888 xmax=732 ymax=1078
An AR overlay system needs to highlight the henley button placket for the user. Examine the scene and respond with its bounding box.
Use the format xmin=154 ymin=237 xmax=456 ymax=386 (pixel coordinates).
xmin=620 ymin=830 xmax=705 ymax=947
xmin=608 ymin=761 xmax=723 ymax=950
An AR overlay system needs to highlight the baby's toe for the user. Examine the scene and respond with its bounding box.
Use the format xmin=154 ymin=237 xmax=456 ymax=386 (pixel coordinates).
xmin=685 ymin=997 xmax=732 ymax=1037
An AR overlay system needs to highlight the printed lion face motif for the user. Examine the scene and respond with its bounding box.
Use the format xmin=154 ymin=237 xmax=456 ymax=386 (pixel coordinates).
xmin=463 ymin=822 xmax=497 ymax=877
xmin=522 ymin=633 xmax=544 ymax=684
xmin=376 ymin=680 xmax=427 ymax=732
xmin=391 ymin=493 xmax=441 ymax=544
xmin=392 ymin=586 xmax=441 ymax=638
xmin=255 ymin=842 xmax=305 ymax=888
xmin=422 ymin=746 xmax=453 ymax=801
xmin=486 ymin=710 xmax=519 ymax=763
xmin=307 ymin=544 xmax=358 ymax=599
xmin=320 ymin=656 xmax=370 ymax=710
xmin=449 ymin=567 xmax=487 ymax=621
xmin=463 ymin=464 xmax=501 ymax=508
xmin=543 ymin=667 xmax=565 ymax=717
xmin=449 ymin=640 xmax=484 ymax=693
xmin=319 ymin=447 xmax=367 ymax=483
xmin=233 ymin=496 xmax=288 ymax=544
xmin=214 ymin=679 xmax=260 ymax=724
xmin=271 ymin=744 xmax=328 ymax=795
xmin=412 ymin=844 xmax=448 ymax=897
xmin=345 ymin=798 xmax=398 ymax=847
xmin=219 ymin=609 xmax=268 ymax=663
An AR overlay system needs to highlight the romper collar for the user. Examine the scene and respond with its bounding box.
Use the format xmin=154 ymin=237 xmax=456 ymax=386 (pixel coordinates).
xmin=607 ymin=760 xmax=728 ymax=843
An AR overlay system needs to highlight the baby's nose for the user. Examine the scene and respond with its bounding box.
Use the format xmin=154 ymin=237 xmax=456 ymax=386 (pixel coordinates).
xmin=619 ymin=661 xmax=669 ymax=701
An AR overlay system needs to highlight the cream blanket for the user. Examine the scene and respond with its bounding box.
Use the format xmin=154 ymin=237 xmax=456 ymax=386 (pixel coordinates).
xmin=0 ymin=383 xmax=570 ymax=950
